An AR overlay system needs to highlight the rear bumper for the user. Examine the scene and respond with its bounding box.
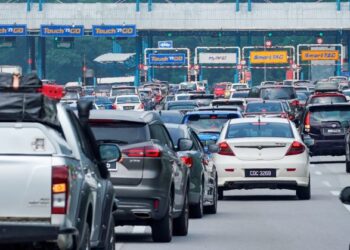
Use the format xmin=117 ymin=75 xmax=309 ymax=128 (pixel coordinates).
xmin=309 ymin=139 xmax=345 ymax=156
xmin=222 ymin=180 xmax=299 ymax=190
xmin=0 ymin=224 xmax=76 ymax=244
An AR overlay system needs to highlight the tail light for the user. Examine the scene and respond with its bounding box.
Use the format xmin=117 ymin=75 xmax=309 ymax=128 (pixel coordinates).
xmin=52 ymin=166 xmax=69 ymax=214
xmin=180 ymin=156 xmax=193 ymax=168
xmin=112 ymin=104 xmax=117 ymax=110
xmin=218 ymin=141 xmax=235 ymax=156
xmin=139 ymin=103 xmax=144 ymax=110
xmin=304 ymin=112 xmax=310 ymax=132
xmin=122 ymin=146 xmax=161 ymax=158
xmin=286 ymin=141 xmax=305 ymax=156
xmin=291 ymin=100 xmax=300 ymax=107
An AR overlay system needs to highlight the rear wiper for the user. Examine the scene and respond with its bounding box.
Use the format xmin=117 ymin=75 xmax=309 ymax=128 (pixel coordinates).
xmin=97 ymin=139 xmax=129 ymax=145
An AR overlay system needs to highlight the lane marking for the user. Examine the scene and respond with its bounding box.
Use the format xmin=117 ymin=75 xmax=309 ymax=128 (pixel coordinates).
xmin=322 ymin=181 xmax=331 ymax=187
xmin=132 ymin=226 xmax=147 ymax=234
xmin=331 ymin=190 xmax=340 ymax=196
xmin=315 ymin=171 xmax=322 ymax=176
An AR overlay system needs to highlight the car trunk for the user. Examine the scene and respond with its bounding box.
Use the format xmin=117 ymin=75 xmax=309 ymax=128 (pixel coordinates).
xmin=227 ymin=138 xmax=293 ymax=161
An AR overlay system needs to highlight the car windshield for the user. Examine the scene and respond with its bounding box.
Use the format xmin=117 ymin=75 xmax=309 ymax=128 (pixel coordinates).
xmin=186 ymin=114 xmax=239 ymax=132
xmin=296 ymin=92 xmax=308 ymax=101
xmin=226 ymin=122 xmax=293 ymax=139
xmin=90 ymin=122 xmax=148 ymax=145
xmin=232 ymin=92 xmax=249 ymax=98
xmin=310 ymin=96 xmax=346 ymax=104
xmin=168 ymin=105 xmax=197 ymax=110
xmin=159 ymin=113 xmax=184 ymax=124
xmin=260 ymin=87 xmax=296 ymax=100
xmin=177 ymin=95 xmax=191 ymax=100
xmin=117 ymin=96 xmax=140 ymax=104
xmin=246 ymin=102 xmax=282 ymax=113
xmin=111 ymin=88 xmax=135 ymax=96
xmin=310 ymin=108 xmax=350 ymax=123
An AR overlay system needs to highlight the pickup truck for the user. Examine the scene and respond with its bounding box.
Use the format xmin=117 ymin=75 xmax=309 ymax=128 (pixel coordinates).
xmin=0 ymin=100 xmax=120 ymax=250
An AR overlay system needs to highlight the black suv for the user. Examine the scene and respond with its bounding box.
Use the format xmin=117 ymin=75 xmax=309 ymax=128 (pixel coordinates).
xmin=299 ymin=104 xmax=350 ymax=168
xmin=89 ymin=111 xmax=190 ymax=242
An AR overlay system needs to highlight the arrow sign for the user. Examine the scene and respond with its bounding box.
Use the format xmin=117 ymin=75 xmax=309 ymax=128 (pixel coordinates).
xmin=158 ymin=41 xmax=173 ymax=49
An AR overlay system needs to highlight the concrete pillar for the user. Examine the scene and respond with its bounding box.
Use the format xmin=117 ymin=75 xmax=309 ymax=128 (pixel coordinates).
xmin=26 ymin=36 xmax=36 ymax=74
xmin=134 ymin=36 xmax=142 ymax=86
xmin=36 ymin=37 xmax=46 ymax=79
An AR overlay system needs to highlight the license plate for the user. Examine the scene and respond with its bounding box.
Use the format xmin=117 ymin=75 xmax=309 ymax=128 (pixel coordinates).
xmin=326 ymin=128 xmax=342 ymax=134
xmin=245 ymin=169 xmax=276 ymax=177
xmin=124 ymin=106 xmax=134 ymax=110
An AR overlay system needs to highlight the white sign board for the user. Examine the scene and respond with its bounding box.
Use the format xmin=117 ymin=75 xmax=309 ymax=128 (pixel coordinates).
xmin=199 ymin=53 xmax=237 ymax=64
xmin=158 ymin=41 xmax=173 ymax=49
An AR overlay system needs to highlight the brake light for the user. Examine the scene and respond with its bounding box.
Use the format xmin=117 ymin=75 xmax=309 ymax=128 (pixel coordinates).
xmin=52 ymin=166 xmax=69 ymax=214
xmin=139 ymin=103 xmax=144 ymax=110
xmin=304 ymin=112 xmax=310 ymax=132
xmin=286 ymin=141 xmax=305 ymax=156
xmin=112 ymin=104 xmax=117 ymax=110
xmin=122 ymin=146 xmax=161 ymax=158
xmin=180 ymin=156 xmax=193 ymax=168
xmin=291 ymin=100 xmax=299 ymax=107
xmin=218 ymin=141 xmax=235 ymax=156
xmin=281 ymin=112 xmax=288 ymax=118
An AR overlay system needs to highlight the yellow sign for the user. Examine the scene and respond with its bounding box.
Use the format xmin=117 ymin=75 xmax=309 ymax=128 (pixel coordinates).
xmin=250 ymin=51 xmax=288 ymax=64
xmin=301 ymin=50 xmax=339 ymax=61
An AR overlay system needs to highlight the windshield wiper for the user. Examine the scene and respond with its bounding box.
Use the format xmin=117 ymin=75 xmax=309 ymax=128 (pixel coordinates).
xmin=97 ymin=139 xmax=129 ymax=145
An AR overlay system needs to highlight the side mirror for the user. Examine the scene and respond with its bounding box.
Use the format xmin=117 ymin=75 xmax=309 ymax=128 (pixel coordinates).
xmin=340 ymin=186 xmax=350 ymax=205
xmin=178 ymin=138 xmax=193 ymax=151
xmin=303 ymin=135 xmax=314 ymax=148
xmin=208 ymin=144 xmax=219 ymax=153
xmin=99 ymin=143 xmax=121 ymax=164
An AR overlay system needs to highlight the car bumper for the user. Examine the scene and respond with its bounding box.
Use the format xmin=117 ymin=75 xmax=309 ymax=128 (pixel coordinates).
xmin=309 ymin=139 xmax=345 ymax=156
xmin=214 ymin=154 xmax=309 ymax=189
xmin=0 ymin=224 xmax=76 ymax=247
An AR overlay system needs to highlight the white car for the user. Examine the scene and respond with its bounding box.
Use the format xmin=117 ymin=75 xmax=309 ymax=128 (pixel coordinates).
xmin=175 ymin=93 xmax=193 ymax=101
xmin=113 ymin=95 xmax=144 ymax=111
xmin=212 ymin=117 xmax=310 ymax=200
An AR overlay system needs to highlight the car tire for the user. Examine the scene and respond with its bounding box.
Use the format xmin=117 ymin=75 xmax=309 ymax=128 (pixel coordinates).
xmin=205 ymin=181 xmax=218 ymax=214
xmin=218 ymin=187 xmax=224 ymax=200
xmin=190 ymin=184 xmax=203 ymax=219
xmin=79 ymin=224 xmax=91 ymax=250
xmin=151 ymin=195 xmax=173 ymax=242
xmin=296 ymin=177 xmax=311 ymax=200
xmin=173 ymin=193 xmax=189 ymax=236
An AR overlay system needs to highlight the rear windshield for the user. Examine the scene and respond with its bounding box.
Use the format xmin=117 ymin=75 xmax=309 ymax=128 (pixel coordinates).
xmin=90 ymin=122 xmax=148 ymax=145
xmin=260 ymin=87 xmax=296 ymax=100
xmin=168 ymin=105 xmax=197 ymax=110
xmin=232 ymin=92 xmax=249 ymax=98
xmin=185 ymin=114 xmax=240 ymax=132
xmin=226 ymin=122 xmax=293 ymax=139
xmin=215 ymin=85 xmax=226 ymax=89
xmin=111 ymin=88 xmax=135 ymax=96
xmin=246 ymin=102 xmax=282 ymax=113
xmin=212 ymin=101 xmax=243 ymax=106
xmin=159 ymin=113 xmax=184 ymax=124
xmin=116 ymin=96 xmax=140 ymax=104
xmin=177 ymin=95 xmax=191 ymax=101
xmin=310 ymin=108 xmax=350 ymax=123
xmin=310 ymin=96 xmax=346 ymax=104
xmin=165 ymin=96 xmax=175 ymax=101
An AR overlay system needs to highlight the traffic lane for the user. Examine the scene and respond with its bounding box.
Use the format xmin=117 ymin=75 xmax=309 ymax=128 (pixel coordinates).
xmin=116 ymin=160 xmax=350 ymax=250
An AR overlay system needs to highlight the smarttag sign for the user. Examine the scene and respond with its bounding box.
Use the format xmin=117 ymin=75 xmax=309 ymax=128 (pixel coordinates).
xmin=0 ymin=25 xmax=27 ymax=36
xmin=158 ymin=41 xmax=173 ymax=49
xmin=40 ymin=25 xmax=84 ymax=37
xmin=250 ymin=51 xmax=288 ymax=64
xmin=148 ymin=53 xmax=186 ymax=65
xmin=301 ymin=50 xmax=339 ymax=61
xmin=92 ymin=25 xmax=136 ymax=37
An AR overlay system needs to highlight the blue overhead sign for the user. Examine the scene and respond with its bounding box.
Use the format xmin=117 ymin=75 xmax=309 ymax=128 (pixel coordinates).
xmin=148 ymin=53 xmax=186 ymax=65
xmin=158 ymin=40 xmax=173 ymax=48
xmin=92 ymin=25 xmax=136 ymax=37
xmin=0 ymin=25 xmax=27 ymax=36
xmin=40 ymin=25 xmax=84 ymax=37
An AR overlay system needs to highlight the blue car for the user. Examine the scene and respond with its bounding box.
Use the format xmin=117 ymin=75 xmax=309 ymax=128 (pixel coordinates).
xmin=81 ymin=96 xmax=114 ymax=110
xmin=182 ymin=110 xmax=242 ymax=151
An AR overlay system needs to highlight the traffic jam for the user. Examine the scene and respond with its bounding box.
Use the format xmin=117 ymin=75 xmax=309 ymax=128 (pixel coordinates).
xmin=2 ymin=72 xmax=350 ymax=249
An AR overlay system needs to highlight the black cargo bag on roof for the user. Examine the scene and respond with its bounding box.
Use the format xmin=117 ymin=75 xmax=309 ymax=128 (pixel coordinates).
xmin=0 ymin=73 xmax=59 ymax=125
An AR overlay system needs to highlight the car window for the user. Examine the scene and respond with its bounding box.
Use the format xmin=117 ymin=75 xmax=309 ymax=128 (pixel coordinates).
xmin=260 ymin=87 xmax=296 ymax=100
xmin=226 ymin=122 xmax=293 ymax=139
xmin=246 ymin=102 xmax=282 ymax=113
xmin=310 ymin=96 xmax=346 ymax=104
xmin=150 ymin=124 xmax=169 ymax=146
xmin=310 ymin=108 xmax=350 ymax=123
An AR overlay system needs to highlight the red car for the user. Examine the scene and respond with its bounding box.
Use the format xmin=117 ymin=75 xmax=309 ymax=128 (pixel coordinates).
xmin=213 ymin=83 xmax=228 ymax=98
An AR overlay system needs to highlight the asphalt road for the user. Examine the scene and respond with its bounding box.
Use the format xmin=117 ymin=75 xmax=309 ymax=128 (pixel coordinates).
xmin=115 ymin=156 xmax=350 ymax=250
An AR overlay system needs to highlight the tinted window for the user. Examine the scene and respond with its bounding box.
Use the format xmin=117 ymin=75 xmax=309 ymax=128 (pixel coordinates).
xmin=167 ymin=127 xmax=186 ymax=146
xmin=150 ymin=124 xmax=168 ymax=145
xmin=260 ymin=87 xmax=296 ymax=100
xmin=159 ymin=113 xmax=184 ymax=124
xmin=168 ymin=105 xmax=197 ymax=110
xmin=310 ymin=108 xmax=350 ymax=123
xmin=246 ymin=102 xmax=282 ymax=113
xmin=310 ymin=96 xmax=346 ymax=104
xmin=90 ymin=122 xmax=148 ymax=145
xmin=232 ymin=92 xmax=249 ymax=98
xmin=111 ymin=88 xmax=135 ymax=96
xmin=215 ymin=84 xmax=226 ymax=89
xmin=226 ymin=122 xmax=293 ymax=139
xmin=116 ymin=96 xmax=140 ymax=103
xmin=186 ymin=114 xmax=238 ymax=132
xmin=177 ymin=95 xmax=191 ymax=101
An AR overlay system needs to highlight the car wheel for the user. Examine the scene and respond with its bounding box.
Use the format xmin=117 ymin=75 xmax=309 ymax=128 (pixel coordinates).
xmin=105 ymin=216 xmax=115 ymax=250
xmin=173 ymin=193 xmax=189 ymax=236
xmin=205 ymin=181 xmax=218 ymax=214
xmin=190 ymin=184 xmax=203 ymax=219
xmin=218 ymin=187 xmax=224 ymax=200
xmin=296 ymin=177 xmax=311 ymax=200
xmin=151 ymin=195 xmax=173 ymax=242
xmin=79 ymin=224 xmax=91 ymax=250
